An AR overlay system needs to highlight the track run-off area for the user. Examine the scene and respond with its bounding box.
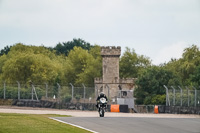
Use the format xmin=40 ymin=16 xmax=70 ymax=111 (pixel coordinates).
xmin=0 ymin=106 xmax=200 ymax=133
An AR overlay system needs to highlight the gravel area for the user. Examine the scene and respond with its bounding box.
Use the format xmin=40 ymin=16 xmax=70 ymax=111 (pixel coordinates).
xmin=0 ymin=106 xmax=199 ymax=118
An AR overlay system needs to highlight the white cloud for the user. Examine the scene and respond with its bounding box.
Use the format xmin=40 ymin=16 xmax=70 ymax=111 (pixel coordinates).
xmin=153 ymin=42 xmax=188 ymax=65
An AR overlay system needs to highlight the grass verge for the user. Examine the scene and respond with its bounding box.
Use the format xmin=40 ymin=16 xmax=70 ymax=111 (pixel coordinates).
xmin=0 ymin=113 xmax=91 ymax=133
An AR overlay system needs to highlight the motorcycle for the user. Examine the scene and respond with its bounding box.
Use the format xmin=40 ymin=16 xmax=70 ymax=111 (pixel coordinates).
xmin=97 ymin=97 xmax=107 ymax=117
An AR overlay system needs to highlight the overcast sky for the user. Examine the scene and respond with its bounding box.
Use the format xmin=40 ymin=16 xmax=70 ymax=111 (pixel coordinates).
xmin=0 ymin=0 xmax=200 ymax=65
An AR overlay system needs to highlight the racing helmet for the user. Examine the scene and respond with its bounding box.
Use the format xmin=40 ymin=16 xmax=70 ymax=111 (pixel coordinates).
xmin=99 ymin=92 xmax=105 ymax=97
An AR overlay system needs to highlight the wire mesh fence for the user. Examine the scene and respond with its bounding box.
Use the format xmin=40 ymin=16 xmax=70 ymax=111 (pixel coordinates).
xmin=0 ymin=82 xmax=96 ymax=103
xmin=164 ymin=85 xmax=200 ymax=107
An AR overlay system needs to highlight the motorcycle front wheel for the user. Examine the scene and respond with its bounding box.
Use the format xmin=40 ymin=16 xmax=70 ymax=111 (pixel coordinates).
xmin=99 ymin=108 xmax=104 ymax=117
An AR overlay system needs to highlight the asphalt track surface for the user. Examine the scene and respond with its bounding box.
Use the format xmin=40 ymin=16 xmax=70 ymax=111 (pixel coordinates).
xmin=54 ymin=117 xmax=200 ymax=133
xmin=1 ymin=106 xmax=200 ymax=133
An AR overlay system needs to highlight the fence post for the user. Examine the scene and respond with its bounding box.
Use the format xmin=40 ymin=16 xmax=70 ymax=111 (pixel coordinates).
xmin=82 ymin=84 xmax=86 ymax=104
xmin=17 ymin=81 xmax=20 ymax=100
xmin=164 ymin=85 xmax=170 ymax=106
xmin=95 ymin=85 xmax=98 ymax=99
xmin=171 ymin=86 xmax=176 ymax=106
xmin=57 ymin=83 xmax=61 ymax=109
xmin=32 ymin=84 xmax=38 ymax=101
xmin=195 ymin=89 xmax=197 ymax=107
xmin=178 ymin=86 xmax=183 ymax=106
xmin=29 ymin=81 xmax=34 ymax=100
xmin=192 ymin=86 xmax=197 ymax=107
xmin=45 ymin=83 xmax=48 ymax=99
xmin=186 ymin=86 xmax=190 ymax=107
xmin=57 ymin=83 xmax=61 ymax=101
xmin=69 ymin=83 xmax=74 ymax=102
xmin=3 ymin=82 xmax=6 ymax=99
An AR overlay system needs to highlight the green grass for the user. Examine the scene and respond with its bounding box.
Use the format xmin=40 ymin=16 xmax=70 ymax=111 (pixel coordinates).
xmin=0 ymin=113 xmax=91 ymax=133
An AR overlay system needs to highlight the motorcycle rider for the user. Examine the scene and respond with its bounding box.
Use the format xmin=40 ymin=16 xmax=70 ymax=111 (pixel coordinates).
xmin=96 ymin=92 xmax=108 ymax=108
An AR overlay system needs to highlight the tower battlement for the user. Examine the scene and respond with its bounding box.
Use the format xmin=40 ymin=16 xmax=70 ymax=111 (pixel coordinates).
xmin=119 ymin=78 xmax=136 ymax=84
xmin=101 ymin=46 xmax=121 ymax=56
xmin=94 ymin=78 xmax=103 ymax=83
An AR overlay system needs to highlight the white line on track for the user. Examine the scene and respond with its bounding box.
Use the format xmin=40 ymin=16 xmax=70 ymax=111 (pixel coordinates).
xmin=49 ymin=117 xmax=99 ymax=133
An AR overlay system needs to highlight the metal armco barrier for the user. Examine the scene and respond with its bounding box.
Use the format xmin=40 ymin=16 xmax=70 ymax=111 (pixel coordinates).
xmin=158 ymin=105 xmax=200 ymax=114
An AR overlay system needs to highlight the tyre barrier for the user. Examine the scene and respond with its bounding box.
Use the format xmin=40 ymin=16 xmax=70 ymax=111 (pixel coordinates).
xmin=110 ymin=104 xmax=129 ymax=113
xmin=111 ymin=104 xmax=119 ymax=112
xmin=0 ymin=99 xmax=13 ymax=105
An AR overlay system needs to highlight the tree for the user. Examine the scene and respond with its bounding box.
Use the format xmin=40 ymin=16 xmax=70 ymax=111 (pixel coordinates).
xmin=54 ymin=38 xmax=91 ymax=56
xmin=0 ymin=43 xmax=64 ymax=84
xmin=164 ymin=44 xmax=200 ymax=85
xmin=0 ymin=45 xmax=12 ymax=56
xmin=134 ymin=66 xmax=181 ymax=105
xmin=180 ymin=45 xmax=200 ymax=85
xmin=77 ymin=45 xmax=102 ymax=85
xmin=119 ymin=47 xmax=151 ymax=78
xmin=63 ymin=46 xmax=101 ymax=86
xmin=0 ymin=54 xmax=7 ymax=74
xmin=190 ymin=65 xmax=200 ymax=87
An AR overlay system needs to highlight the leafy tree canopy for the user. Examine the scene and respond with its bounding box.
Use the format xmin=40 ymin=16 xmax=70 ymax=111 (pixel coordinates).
xmin=0 ymin=43 xmax=65 ymax=84
xmin=54 ymin=38 xmax=91 ymax=56
xmin=119 ymin=47 xmax=151 ymax=78
xmin=135 ymin=66 xmax=181 ymax=105
xmin=63 ymin=46 xmax=101 ymax=86
xmin=164 ymin=44 xmax=200 ymax=85
xmin=0 ymin=45 xmax=12 ymax=56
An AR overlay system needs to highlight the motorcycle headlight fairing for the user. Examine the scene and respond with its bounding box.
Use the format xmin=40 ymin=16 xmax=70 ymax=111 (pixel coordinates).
xmin=100 ymin=97 xmax=106 ymax=103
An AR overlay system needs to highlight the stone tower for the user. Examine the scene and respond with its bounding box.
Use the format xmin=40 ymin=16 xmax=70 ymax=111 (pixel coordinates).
xmin=101 ymin=46 xmax=121 ymax=84
xmin=95 ymin=46 xmax=135 ymax=102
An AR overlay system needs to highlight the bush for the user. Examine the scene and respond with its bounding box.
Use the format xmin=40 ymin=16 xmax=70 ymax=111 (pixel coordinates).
xmin=64 ymin=94 xmax=72 ymax=103
xmin=75 ymin=94 xmax=81 ymax=101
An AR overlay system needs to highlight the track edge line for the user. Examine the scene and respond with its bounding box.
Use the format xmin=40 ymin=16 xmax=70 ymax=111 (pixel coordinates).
xmin=49 ymin=117 xmax=99 ymax=133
